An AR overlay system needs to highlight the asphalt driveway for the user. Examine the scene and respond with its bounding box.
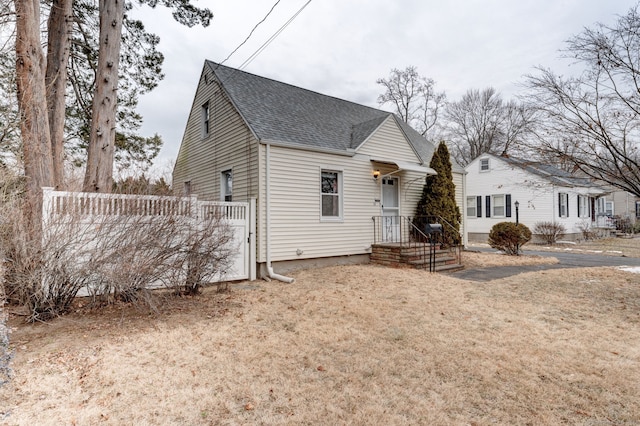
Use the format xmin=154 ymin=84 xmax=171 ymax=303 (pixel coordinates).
xmin=449 ymin=246 xmax=640 ymax=282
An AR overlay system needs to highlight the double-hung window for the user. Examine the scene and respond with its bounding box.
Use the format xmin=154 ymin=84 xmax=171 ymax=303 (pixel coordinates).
xmin=480 ymin=158 xmax=490 ymax=172
xmin=578 ymin=195 xmax=589 ymax=218
xmin=221 ymin=169 xmax=232 ymax=201
xmin=559 ymin=193 xmax=569 ymax=218
xmin=484 ymin=194 xmax=511 ymax=218
xmin=492 ymin=194 xmax=505 ymax=217
xmin=202 ymin=102 xmax=210 ymax=137
xmin=466 ymin=196 xmax=482 ymax=218
xmin=321 ymin=170 xmax=342 ymax=219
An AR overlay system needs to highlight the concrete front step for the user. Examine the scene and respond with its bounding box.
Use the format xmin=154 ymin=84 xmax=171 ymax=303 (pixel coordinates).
xmin=433 ymin=263 xmax=464 ymax=273
xmin=407 ymin=256 xmax=459 ymax=267
xmin=371 ymin=243 xmax=462 ymax=272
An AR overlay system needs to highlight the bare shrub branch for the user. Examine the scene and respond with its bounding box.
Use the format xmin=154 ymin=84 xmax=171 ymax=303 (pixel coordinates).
xmin=1 ymin=187 xmax=238 ymax=321
xmin=533 ymin=221 xmax=566 ymax=245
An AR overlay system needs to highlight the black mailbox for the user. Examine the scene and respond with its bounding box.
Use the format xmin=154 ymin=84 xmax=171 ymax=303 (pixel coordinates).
xmin=424 ymin=223 xmax=443 ymax=235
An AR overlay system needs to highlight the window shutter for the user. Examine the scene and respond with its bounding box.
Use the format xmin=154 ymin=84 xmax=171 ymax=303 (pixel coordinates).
xmin=558 ymin=193 xmax=562 ymax=217
xmin=566 ymin=194 xmax=569 ymax=217
xmin=486 ymin=196 xmax=491 ymax=218
xmin=505 ymin=194 xmax=512 ymax=217
xmin=476 ymin=196 xmax=482 ymax=218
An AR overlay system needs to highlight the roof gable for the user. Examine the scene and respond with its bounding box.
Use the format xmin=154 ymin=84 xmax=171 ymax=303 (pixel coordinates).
xmin=477 ymin=153 xmax=604 ymax=189
xmin=205 ymin=61 xmax=440 ymax=165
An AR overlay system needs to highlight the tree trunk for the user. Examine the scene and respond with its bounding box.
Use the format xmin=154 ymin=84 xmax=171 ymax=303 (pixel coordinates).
xmin=83 ymin=0 xmax=124 ymax=193
xmin=15 ymin=0 xmax=54 ymax=234
xmin=45 ymin=0 xmax=73 ymax=190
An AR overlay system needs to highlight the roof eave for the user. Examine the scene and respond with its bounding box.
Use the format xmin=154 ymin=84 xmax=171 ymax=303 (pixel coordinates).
xmin=260 ymin=139 xmax=355 ymax=156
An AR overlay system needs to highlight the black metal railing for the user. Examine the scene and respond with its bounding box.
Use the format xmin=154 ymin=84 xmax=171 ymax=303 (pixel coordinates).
xmin=372 ymin=215 xmax=463 ymax=271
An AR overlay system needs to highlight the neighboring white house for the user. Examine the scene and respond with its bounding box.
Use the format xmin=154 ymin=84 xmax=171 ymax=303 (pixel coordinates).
xmin=173 ymin=61 xmax=466 ymax=278
xmin=464 ymin=153 xmax=608 ymax=242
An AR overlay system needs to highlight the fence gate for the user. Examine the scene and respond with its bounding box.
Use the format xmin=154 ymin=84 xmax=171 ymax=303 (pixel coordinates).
xmin=198 ymin=199 xmax=256 ymax=281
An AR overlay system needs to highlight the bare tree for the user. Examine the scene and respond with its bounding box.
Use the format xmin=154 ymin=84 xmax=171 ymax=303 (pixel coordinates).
xmin=377 ymin=66 xmax=446 ymax=139
xmin=444 ymin=87 xmax=535 ymax=166
xmin=524 ymin=4 xmax=640 ymax=197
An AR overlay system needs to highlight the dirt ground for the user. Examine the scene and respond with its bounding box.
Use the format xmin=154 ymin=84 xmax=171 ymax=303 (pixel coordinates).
xmin=1 ymin=239 xmax=639 ymax=425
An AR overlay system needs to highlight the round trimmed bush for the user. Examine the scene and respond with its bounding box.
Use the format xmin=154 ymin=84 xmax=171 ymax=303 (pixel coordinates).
xmin=488 ymin=222 xmax=532 ymax=255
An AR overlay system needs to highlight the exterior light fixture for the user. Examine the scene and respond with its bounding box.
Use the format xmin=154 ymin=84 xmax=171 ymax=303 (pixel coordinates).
xmin=372 ymin=170 xmax=381 ymax=181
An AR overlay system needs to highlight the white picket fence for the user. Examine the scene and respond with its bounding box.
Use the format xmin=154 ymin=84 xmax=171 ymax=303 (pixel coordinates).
xmin=41 ymin=187 xmax=256 ymax=284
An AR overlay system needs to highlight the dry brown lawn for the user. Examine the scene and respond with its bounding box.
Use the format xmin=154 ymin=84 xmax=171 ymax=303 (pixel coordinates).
xmin=462 ymin=251 xmax=559 ymax=268
xmin=530 ymin=236 xmax=640 ymax=258
xmin=2 ymin=257 xmax=640 ymax=425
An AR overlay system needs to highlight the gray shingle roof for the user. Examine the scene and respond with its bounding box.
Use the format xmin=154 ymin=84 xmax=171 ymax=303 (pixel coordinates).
xmin=499 ymin=155 xmax=602 ymax=188
xmin=206 ymin=61 xmax=443 ymax=166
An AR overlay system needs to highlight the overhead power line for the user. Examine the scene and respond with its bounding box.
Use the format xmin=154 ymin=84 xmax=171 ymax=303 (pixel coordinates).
xmin=238 ymin=0 xmax=312 ymax=70
xmin=219 ymin=0 xmax=282 ymax=67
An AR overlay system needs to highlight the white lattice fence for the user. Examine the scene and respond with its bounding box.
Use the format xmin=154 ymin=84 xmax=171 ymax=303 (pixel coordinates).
xmin=41 ymin=188 xmax=256 ymax=287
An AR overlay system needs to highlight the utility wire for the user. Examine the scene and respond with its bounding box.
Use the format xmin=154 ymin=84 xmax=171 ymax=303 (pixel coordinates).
xmin=238 ymin=0 xmax=312 ymax=70
xmin=218 ymin=0 xmax=283 ymax=67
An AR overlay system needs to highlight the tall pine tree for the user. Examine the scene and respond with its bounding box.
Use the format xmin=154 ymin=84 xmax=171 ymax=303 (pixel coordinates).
xmin=415 ymin=141 xmax=461 ymax=244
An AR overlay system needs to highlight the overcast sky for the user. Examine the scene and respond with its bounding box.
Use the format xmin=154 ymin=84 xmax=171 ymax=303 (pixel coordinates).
xmin=128 ymin=0 xmax=638 ymax=176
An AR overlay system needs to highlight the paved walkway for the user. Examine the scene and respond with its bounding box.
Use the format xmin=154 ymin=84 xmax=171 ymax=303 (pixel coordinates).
xmin=448 ymin=246 xmax=640 ymax=282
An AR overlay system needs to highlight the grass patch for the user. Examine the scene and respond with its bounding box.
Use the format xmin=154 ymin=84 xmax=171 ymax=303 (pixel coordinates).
xmin=2 ymin=264 xmax=639 ymax=424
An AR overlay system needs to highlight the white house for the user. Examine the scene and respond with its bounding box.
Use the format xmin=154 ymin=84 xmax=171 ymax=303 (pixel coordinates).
xmin=598 ymin=188 xmax=640 ymax=229
xmin=173 ymin=61 xmax=466 ymax=279
xmin=464 ymin=153 xmax=608 ymax=242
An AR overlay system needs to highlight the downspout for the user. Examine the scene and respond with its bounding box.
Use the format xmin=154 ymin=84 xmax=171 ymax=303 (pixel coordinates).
xmin=265 ymin=143 xmax=295 ymax=283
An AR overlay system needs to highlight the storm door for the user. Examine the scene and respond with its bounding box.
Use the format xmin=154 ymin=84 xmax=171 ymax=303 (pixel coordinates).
xmin=381 ymin=177 xmax=400 ymax=242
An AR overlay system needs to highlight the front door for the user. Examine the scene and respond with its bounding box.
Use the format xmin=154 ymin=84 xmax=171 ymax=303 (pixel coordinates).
xmin=381 ymin=177 xmax=400 ymax=242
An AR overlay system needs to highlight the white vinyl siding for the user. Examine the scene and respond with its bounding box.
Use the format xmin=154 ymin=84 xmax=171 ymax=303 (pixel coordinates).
xmin=356 ymin=116 xmax=422 ymax=163
xmin=173 ymin=68 xmax=259 ymax=202
xmin=260 ymin=145 xmax=426 ymax=262
xmin=464 ymin=154 xmax=604 ymax=240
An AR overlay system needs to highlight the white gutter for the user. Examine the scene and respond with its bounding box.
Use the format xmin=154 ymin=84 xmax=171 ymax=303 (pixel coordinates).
xmin=265 ymin=143 xmax=295 ymax=283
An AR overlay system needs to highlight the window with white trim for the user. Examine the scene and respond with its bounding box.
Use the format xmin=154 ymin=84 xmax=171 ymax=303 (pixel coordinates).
xmin=605 ymin=201 xmax=614 ymax=216
xmin=202 ymin=102 xmax=210 ymax=137
xmin=559 ymin=192 xmax=569 ymax=218
xmin=321 ymin=170 xmax=341 ymax=219
xmin=480 ymin=158 xmax=490 ymax=172
xmin=636 ymin=201 xmax=640 ymax=218
xmin=492 ymin=194 xmax=505 ymax=217
xmin=221 ymin=169 xmax=232 ymax=201
xmin=578 ymin=195 xmax=589 ymax=218
xmin=467 ymin=196 xmax=483 ymax=218
xmin=466 ymin=196 xmax=477 ymax=217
